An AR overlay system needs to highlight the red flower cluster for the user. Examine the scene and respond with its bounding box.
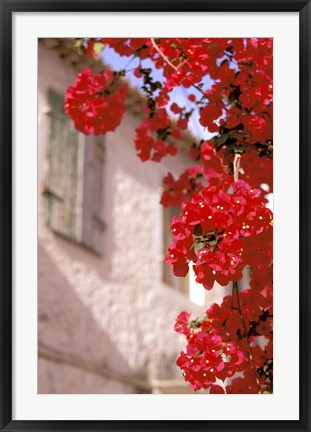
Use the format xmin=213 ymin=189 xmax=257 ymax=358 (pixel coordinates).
xmin=160 ymin=165 xmax=204 ymax=208
xmin=134 ymin=109 xmax=179 ymax=162
xmin=176 ymin=328 xmax=246 ymax=391
xmin=98 ymin=38 xmax=150 ymax=58
xmin=240 ymin=147 xmax=273 ymax=194
xmin=207 ymin=289 xmax=272 ymax=340
xmin=65 ymin=68 xmax=128 ymax=135
xmin=166 ymin=180 xmax=272 ymax=290
xmin=175 ymin=285 xmax=273 ymax=393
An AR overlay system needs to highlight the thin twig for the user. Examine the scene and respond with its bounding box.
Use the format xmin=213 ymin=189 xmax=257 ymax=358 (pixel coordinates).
xmin=150 ymin=39 xmax=208 ymax=98
xmin=123 ymin=54 xmax=138 ymax=71
xmin=192 ymin=84 xmax=208 ymax=99
xmin=212 ymin=46 xmax=240 ymax=68
xmin=233 ymin=153 xmax=241 ymax=182
xmin=233 ymin=281 xmax=261 ymax=392
xmin=150 ymin=38 xmax=178 ymax=71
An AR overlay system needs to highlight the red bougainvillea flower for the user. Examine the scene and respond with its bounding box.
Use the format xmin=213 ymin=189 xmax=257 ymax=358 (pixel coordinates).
xmin=175 ymin=312 xmax=248 ymax=391
xmin=160 ymin=165 xmax=204 ymax=208
xmin=174 ymin=311 xmax=192 ymax=336
xmin=65 ymin=68 xmax=128 ymax=135
xmin=209 ymin=384 xmax=225 ymax=394
xmin=165 ymin=179 xmax=272 ymax=290
xmin=134 ymin=109 xmax=178 ymax=162
xmin=175 ymin=294 xmax=272 ymax=393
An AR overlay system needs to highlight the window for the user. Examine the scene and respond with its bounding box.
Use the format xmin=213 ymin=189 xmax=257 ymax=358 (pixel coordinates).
xmin=43 ymin=88 xmax=105 ymax=255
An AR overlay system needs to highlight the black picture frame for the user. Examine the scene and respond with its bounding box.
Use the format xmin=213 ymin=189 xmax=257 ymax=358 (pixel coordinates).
xmin=1 ymin=1 xmax=310 ymax=431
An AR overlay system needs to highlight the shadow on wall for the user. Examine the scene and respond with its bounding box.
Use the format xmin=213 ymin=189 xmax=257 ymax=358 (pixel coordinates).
xmin=38 ymin=241 xmax=150 ymax=394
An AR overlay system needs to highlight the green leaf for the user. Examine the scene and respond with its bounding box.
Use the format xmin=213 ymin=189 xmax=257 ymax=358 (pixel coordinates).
xmin=229 ymin=143 xmax=245 ymax=154
xmin=193 ymin=224 xmax=203 ymax=237
xmin=214 ymin=133 xmax=229 ymax=151
xmin=185 ymin=109 xmax=194 ymax=119
xmin=190 ymin=240 xmax=196 ymax=250
xmin=207 ymin=238 xmax=218 ymax=246
xmin=262 ymin=391 xmax=271 ymax=394
xmin=216 ymin=134 xmax=229 ymax=146
xmin=194 ymin=240 xmax=205 ymax=254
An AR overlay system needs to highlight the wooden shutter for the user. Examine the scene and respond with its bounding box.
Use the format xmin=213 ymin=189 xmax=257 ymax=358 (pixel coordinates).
xmin=44 ymin=89 xmax=105 ymax=255
xmin=44 ymin=89 xmax=80 ymax=241
xmin=81 ymin=136 xmax=106 ymax=255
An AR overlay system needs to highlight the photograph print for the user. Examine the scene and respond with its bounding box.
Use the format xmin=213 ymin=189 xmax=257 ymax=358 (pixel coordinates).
xmin=38 ymin=37 xmax=273 ymax=395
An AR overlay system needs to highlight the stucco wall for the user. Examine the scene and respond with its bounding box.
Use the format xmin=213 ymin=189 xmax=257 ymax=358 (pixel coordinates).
xmin=38 ymin=43 xmax=209 ymax=394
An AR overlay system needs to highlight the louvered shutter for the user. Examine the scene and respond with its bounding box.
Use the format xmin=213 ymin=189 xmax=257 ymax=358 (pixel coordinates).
xmin=44 ymin=89 xmax=105 ymax=255
xmin=44 ymin=89 xmax=80 ymax=241
xmin=81 ymin=136 xmax=106 ymax=254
